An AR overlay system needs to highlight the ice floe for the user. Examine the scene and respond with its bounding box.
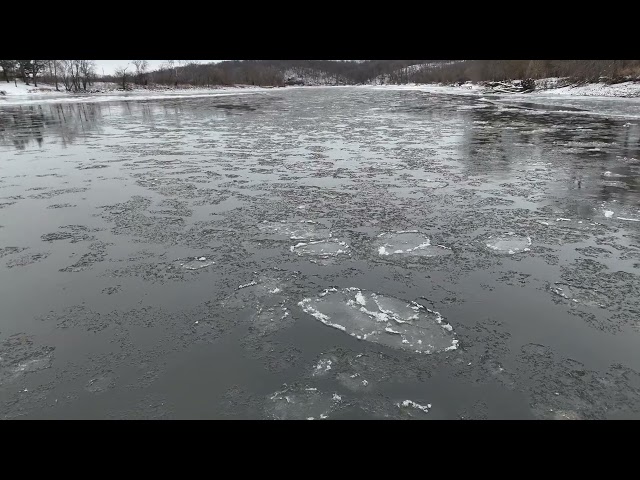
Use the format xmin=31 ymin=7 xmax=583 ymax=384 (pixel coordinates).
xmin=485 ymin=233 xmax=531 ymax=254
xmin=299 ymin=287 xmax=457 ymax=354
xmin=376 ymin=231 xmax=452 ymax=257
xmin=179 ymin=257 xmax=216 ymax=270
xmin=290 ymin=239 xmax=350 ymax=258
xmin=265 ymin=385 xmax=344 ymax=420
xmin=397 ymin=399 xmax=431 ymax=414
xmin=257 ymin=220 xmax=331 ymax=240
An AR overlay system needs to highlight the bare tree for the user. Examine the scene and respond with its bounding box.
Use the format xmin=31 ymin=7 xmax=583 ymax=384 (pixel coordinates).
xmin=59 ymin=60 xmax=73 ymax=91
xmin=72 ymin=60 xmax=82 ymax=91
xmin=31 ymin=60 xmax=46 ymax=87
xmin=0 ymin=60 xmax=17 ymax=83
xmin=47 ymin=60 xmax=60 ymax=91
xmin=165 ymin=60 xmax=185 ymax=87
xmin=114 ymin=64 xmax=130 ymax=90
xmin=78 ymin=60 xmax=96 ymax=90
xmin=56 ymin=60 xmax=85 ymax=92
xmin=18 ymin=60 xmax=32 ymax=85
xmin=132 ymin=60 xmax=149 ymax=85
xmin=165 ymin=60 xmax=175 ymax=86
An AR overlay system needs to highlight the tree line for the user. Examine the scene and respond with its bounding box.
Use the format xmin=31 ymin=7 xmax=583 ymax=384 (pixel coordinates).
xmin=3 ymin=60 xmax=640 ymax=91
xmin=102 ymin=60 xmax=432 ymax=88
xmin=408 ymin=60 xmax=640 ymax=85
xmin=104 ymin=60 xmax=640 ymax=88
xmin=0 ymin=60 xmax=98 ymax=91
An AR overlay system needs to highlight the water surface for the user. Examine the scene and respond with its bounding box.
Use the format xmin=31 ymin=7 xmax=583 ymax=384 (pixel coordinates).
xmin=1 ymin=87 xmax=640 ymax=419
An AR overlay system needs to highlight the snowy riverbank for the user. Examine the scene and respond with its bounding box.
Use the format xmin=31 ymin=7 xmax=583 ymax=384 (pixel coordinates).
xmin=0 ymin=81 xmax=274 ymax=96
xmin=368 ymin=79 xmax=640 ymax=99
xmin=3 ymin=78 xmax=640 ymax=106
xmin=0 ymin=82 xmax=274 ymax=106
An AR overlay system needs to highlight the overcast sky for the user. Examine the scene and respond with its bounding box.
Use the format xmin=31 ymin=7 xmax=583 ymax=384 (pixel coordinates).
xmin=93 ymin=60 xmax=217 ymax=75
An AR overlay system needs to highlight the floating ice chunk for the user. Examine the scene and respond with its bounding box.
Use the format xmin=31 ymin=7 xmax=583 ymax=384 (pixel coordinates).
xmin=299 ymin=288 xmax=456 ymax=354
xmin=486 ymin=233 xmax=531 ymax=254
xmin=290 ymin=242 xmax=307 ymax=252
xmin=238 ymin=280 xmax=258 ymax=289
xmin=375 ymin=231 xmax=451 ymax=258
xmin=313 ymin=358 xmax=333 ymax=376
xmin=603 ymin=210 xmax=614 ymax=218
xmin=319 ymin=287 xmax=338 ymax=297
xmin=11 ymin=357 xmax=52 ymax=376
xmin=444 ymin=339 xmax=459 ymax=351
xmin=266 ymin=386 xmax=342 ymax=420
xmin=355 ymin=291 xmax=367 ymax=306
xmin=290 ymin=239 xmax=350 ymax=258
xmin=398 ymin=400 xmax=430 ymax=414
xmin=300 ymin=300 xmax=348 ymax=331
xmin=180 ymin=257 xmax=215 ymax=270
xmin=556 ymin=218 xmax=571 ymax=222
xmin=617 ymin=217 xmax=640 ymax=222
xmin=257 ymin=220 xmax=331 ymax=241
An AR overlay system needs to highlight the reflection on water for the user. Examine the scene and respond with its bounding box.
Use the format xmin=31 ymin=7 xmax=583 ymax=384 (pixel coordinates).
xmin=2 ymin=88 xmax=640 ymax=419
xmin=0 ymin=103 xmax=104 ymax=150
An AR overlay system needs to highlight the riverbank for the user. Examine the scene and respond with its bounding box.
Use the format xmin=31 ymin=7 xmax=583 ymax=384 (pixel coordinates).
xmin=370 ymin=79 xmax=640 ymax=98
xmin=3 ymin=78 xmax=640 ymax=104
xmin=0 ymin=81 xmax=274 ymax=97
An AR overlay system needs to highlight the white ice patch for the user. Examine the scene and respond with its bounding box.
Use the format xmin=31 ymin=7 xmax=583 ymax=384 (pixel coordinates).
xmin=180 ymin=257 xmax=216 ymax=270
xmin=11 ymin=357 xmax=51 ymax=375
xmin=604 ymin=210 xmax=614 ymax=218
xmin=257 ymin=220 xmax=331 ymax=241
xmin=375 ymin=231 xmax=452 ymax=258
xmin=398 ymin=400 xmax=431 ymax=414
xmin=237 ymin=280 xmax=258 ymax=290
xmin=485 ymin=233 xmax=531 ymax=254
xmin=313 ymin=358 xmax=333 ymax=376
xmin=299 ymin=288 xmax=457 ymax=354
xmin=266 ymin=386 xmax=342 ymax=420
xmin=617 ymin=217 xmax=640 ymax=222
xmin=290 ymin=239 xmax=350 ymax=258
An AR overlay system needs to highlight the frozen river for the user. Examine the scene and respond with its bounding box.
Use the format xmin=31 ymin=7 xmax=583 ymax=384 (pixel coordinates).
xmin=1 ymin=87 xmax=640 ymax=419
